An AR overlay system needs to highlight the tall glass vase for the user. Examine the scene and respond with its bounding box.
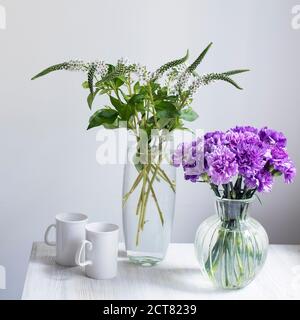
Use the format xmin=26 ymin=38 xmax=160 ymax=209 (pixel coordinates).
xmin=122 ymin=134 xmax=176 ymax=266
xmin=194 ymin=197 xmax=268 ymax=289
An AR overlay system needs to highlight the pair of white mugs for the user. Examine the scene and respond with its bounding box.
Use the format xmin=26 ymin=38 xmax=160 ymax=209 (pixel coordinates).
xmin=44 ymin=213 xmax=119 ymax=280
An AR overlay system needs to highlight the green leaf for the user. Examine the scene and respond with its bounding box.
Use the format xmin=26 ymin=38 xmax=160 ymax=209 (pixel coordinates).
xmin=154 ymin=50 xmax=189 ymax=79
xmin=99 ymin=88 xmax=111 ymax=95
xmin=128 ymin=94 xmax=145 ymax=113
xmin=87 ymin=93 xmax=94 ymax=109
xmin=166 ymin=95 xmax=179 ymax=103
xmin=114 ymin=77 xmax=125 ymax=88
xmin=110 ymin=95 xmax=125 ymax=111
xmin=88 ymin=109 xmax=119 ymax=130
xmin=155 ymin=87 xmax=168 ymax=100
xmin=150 ymin=82 xmax=160 ymax=92
xmin=103 ymin=119 xmax=119 ymax=129
xmin=134 ymin=82 xmax=141 ymax=94
xmin=123 ymin=105 xmax=134 ymax=120
xmin=157 ymin=118 xmax=171 ymax=129
xmin=155 ymin=101 xmax=180 ymax=119
xmin=187 ymin=42 xmax=213 ymax=74
xmin=107 ymin=64 xmax=115 ymax=73
xmin=128 ymin=94 xmax=144 ymax=105
xmin=87 ymin=88 xmax=100 ymax=109
xmin=109 ymin=96 xmax=133 ymax=120
xmin=180 ymin=108 xmax=199 ymax=121
xmin=82 ymin=81 xmax=89 ymax=89
xmin=272 ymin=169 xmax=283 ymax=177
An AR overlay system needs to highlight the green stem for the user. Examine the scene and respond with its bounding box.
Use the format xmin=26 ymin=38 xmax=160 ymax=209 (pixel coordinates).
xmin=127 ymin=74 xmax=132 ymax=96
xmin=135 ymin=165 xmax=149 ymax=246
xmin=147 ymin=82 xmax=158 ymax=127
xmin=234 ymin=175 xmax=243 ymax=198
xmin=178 ymin=92 xmax=189 ymax=110
xmin=112 ymin=87 xmax=122 ymax=102
xmin=123 ymin=170 xmax=143 ymax=206
xmin=152 ymin=165 xmax=176 ymax=193
xmin=219 ymin=228 xmax=228 ymax=287
xmin=230 ymin=182 xmax=236 ymax=199
xmin=140 ymin=159 xmax=162 ymax=232
xmin=242 ymin=186 xmax=248 ymax=199
xmin=119 ymin=89 xmax=128 ymax=101
xmin=210 ymin=183 xmax=220 ymax=197
xmin=146 ymin=175 xmax=164 ymax=225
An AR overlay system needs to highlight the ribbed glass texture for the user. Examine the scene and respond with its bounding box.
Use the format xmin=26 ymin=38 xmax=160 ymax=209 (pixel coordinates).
xmin=195 ymin=198 xmax=269 ymax=289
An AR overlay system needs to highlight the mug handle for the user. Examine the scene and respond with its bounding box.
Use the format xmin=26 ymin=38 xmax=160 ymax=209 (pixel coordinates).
xmin=75 ymin=240 xmax=93 ymax=267
xmin=44 ymin=224 xmax=56 ymax=246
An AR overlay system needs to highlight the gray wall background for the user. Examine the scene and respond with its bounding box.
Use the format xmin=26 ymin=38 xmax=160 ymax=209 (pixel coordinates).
xmin=0 ymin=0 xmax=299 ymax=299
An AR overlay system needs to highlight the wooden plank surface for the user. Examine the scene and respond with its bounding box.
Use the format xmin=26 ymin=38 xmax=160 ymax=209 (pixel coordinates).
xmin=22 ymin=242 xmax=300 ymax=300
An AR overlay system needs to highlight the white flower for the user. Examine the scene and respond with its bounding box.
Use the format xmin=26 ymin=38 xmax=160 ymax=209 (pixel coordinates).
xmin=176 ymin=63 xmax=188 ymax=73
xmin=64 ymin=59 xmax=87 ymax=72
xmin=175 ymin=71 xmax=190 ymax=92
xmin=188 ymin=76 xmax=203 ymax=95
xmin=92 ymin=60 xmax=108 ymax=78
xmin=186 ymin=74 xmax=214 ymax=97
xmin=131 ymin=63 xmax=150 ymax=82
xmin=117 ymin=57 xmax=130 ymax=67
xmin=150 ymin=71 xmax=159 ymax=80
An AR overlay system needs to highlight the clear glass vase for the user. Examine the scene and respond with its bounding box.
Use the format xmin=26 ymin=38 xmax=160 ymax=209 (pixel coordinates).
xmin=122 ymin=134 xmax=176 ymax=266
xmin=195 ymin=197 xmax=269 ymax=289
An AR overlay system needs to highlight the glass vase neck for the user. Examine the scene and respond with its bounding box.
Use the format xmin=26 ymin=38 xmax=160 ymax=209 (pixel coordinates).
xmin=215 ymin=197 xmax=254 ymax=222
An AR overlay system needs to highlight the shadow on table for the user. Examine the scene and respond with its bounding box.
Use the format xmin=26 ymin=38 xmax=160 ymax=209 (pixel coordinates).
xmin=36 ymin=248 xmax=130 ymax=281
xmin=117 ymin=259 xmax=220 ymax=295
xmin=118 ymin=249 xmax=127 ymax=258
xmin=36 ymin=248 xmax=223 ymax=295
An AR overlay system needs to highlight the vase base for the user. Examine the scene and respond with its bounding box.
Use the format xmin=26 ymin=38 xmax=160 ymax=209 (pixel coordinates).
xmin=215 ymin=278 xmax=253 ymax=290
xmin=128 ymin=255 xmax=162 ymax=267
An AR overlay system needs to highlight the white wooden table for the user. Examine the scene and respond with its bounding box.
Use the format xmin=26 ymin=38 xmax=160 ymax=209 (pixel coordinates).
xmin=22 ymin=242 xmax=300 ymax=300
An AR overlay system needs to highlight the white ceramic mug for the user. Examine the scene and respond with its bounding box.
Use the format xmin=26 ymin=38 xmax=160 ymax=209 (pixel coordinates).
xmin=44 ymin=213 xmax=88 ymax=266
xmin=75 ymin=222 xmax=119 ymax=280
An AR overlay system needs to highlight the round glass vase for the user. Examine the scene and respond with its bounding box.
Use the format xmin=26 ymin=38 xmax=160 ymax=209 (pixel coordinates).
xmin=122 ymin=138 xmax=176 ymax=267
xmin=194 ymin=197 xmax=269 ymax=289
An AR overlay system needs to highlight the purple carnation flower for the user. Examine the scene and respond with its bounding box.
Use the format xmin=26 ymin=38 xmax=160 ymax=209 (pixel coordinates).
xmin=280 ymin=160 xmax=296 ymax=184
xmin=172 ymin=138 xmax=204 ymax=182
xmin=284 ymin=162 xmax=296 ymax=184
xmin=259 ymin=127 xmax=287 ymax=148
xmin=245 ymin=170 xmax=273 ymax=192
xmin=266 ymin=147 xmax=296 ymax=183
xmin=206 ymin=145 xmax=238 ymax=185
xmin=268 ymin=146 xmax=288 ymax=168
xmin=234 ymin=132 xmax=267 ymax=177
xmin=172 ymin=125 xmax=296 ymax=195
xmin=172 ymin=143 xmax=186 ymax=167
xmin=257 ymin=170 xmax=273 ymax=192
xmin=256 ymin=170 xmax=273 ymax=192
xmin=224 ymin=130 xmax=242 ymax=152
xmin=243 ymin=175 xmax=257 ymax=189
xmin=204 ymin=131 xmax=225 ymax=153
xmin=231 ymin=125 xmax=259 ymax=134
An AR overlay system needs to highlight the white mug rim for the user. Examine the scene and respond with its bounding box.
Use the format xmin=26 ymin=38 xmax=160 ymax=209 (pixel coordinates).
xmin=86 ymin=222 xmax=119 ymax=234
xmin=56 ymin=212 xmax=88 ymax=223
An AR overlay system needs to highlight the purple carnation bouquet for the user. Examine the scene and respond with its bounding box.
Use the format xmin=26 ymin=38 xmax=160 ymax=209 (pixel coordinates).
xmin=173 ymin=125 xmax=296 ymax=199
xmin=173 ymin=126 xmax=296 ymax=288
